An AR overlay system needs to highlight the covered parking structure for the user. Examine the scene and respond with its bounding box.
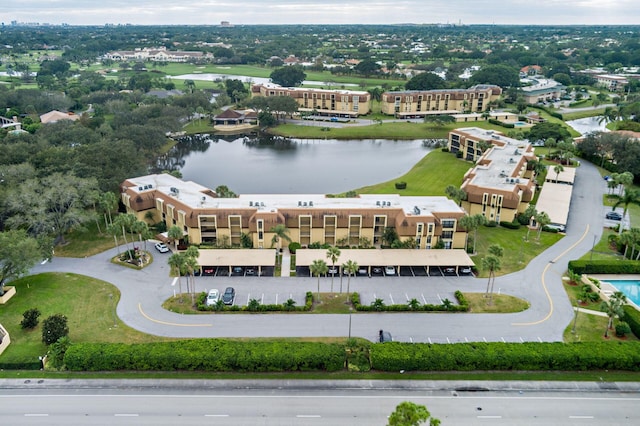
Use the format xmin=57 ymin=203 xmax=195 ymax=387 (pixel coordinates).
xmin=295 ymin=249 xmax=474 ymax=277
xmin=196 ymin=249 xmax=276 ymax=276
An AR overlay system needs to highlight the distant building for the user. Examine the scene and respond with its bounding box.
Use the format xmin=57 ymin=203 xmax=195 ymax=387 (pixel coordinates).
xmin=520 ymin=78 xmax=565 ymax=104
xmin=103 ymin=46 xmax=211 ymax=63
xmin=251 ymin=83 xmax=371 ymax=117
xmin=519 ymin=65 xmax=542 ymax=78
xmin=380 ymin=85 xmax=501 ymax=118
xmin=448 ymin=128 xmax=537 ymax=223
xmin=39 ymin=110 xmax=80 ymax=124
xmin=213 ymin=109 xmax=258 ymax=126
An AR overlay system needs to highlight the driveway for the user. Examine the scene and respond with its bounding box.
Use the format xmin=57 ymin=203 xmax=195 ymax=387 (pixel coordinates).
xmin=31 ymin=161 xmax=607 ymax=343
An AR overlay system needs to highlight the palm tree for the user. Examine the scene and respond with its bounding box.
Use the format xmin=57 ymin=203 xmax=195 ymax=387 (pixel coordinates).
xmin=326 ymin=246 xmax=341 ymax=292
xmin=601 ymin=291 xmax=627 ymax=338
xmin=343 ymin=259 xmax=358 ymax=298
xmin=444 ymin=185 xmax=467 ymax=206
xmin=269 ymin=224 xmax=291 ymax=250
xmin=310 ymin=259 xmax=328 ymax=302
xmin=482 ymin=255 xmax=501 ymax=304
xmin=98 ymin=191 xmax=118 ymax=227
xmin=168 ymin=253 xmax=186 ymax=301
xmin=617 ymin=171 xmax=634 ymax=196
xmin=458 ymin=214 xmax=486 ymax=254
xmin=184 ymin=245 xmax=200 ymax=303
xmin=619 ymin=231 xmax=634 ymax=259
xmin=535 ymin=211 xmax=551 ymax=241
xmin=553 ymin=164 xmax=564 ymax=183
xmin=545 ymin=137 xmax=556 ymax=158
xmin=167 ymin=225 xmax=183 ymax=250
xmin=612 ymin=189 xmax=640 ymax=235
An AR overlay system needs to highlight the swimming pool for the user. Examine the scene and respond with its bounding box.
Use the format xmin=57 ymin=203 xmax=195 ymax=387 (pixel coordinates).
xmin=513 ymin=121 xmax=528 ymax=127
xmin=604 ymin=280 xmax=640 ymax=306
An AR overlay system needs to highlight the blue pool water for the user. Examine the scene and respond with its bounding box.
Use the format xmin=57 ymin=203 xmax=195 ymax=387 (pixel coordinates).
xmin=513 ymin=121 xmax=528 ymax=127
xmin=605 ymin=280 xmax=640 ymax=306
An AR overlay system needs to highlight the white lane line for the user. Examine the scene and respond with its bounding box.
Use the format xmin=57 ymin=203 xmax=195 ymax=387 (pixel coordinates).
xmin=520 ymin=337 xmax=524 ymax=343
xmin=465 ymin=337 xmax=469 ymax=343
xmin=205 ymin=414 xmax=230 ymax=417
xmin=501 ymin=337 xmax=506 ymax=343
xmin=260 ymin=293 xmax=264 ymax=304
xmin=171 ymin=277 xmax=178 ymax=287
xmin=115 ymin=414 xmax=139 ymax=417
xmin=40 ymin=259 xmax=48 ymax=265
xmin=437 ymin=293 xmax=443 ymax=303
xmin=389 ymin=294 xmax=394 ymax=304
xmin=25 ymin=414 xmax=49 ymax=417
xmin=478 ymin=415 xmax=502 ymax=419
xmin=405 ymin=293 xmax=410 ymax=301
xmin=483 ymin=337 xmax=487 ymax=343
xmin=421 ymin=294 xmax=427 ymax=304
xmin=297 ymin=415 xmax=321 ymax=418
xmin=446 ymin=337 xmax=451 ymax=344
xmin=569 ymin=415 xmax=595 ymax=419
xmin=428 ymin=337 xmax=432 ymax=344
xmin=538 ymin=337 xmax=543 ymax=343
xmin=275 ymin=293 xmax=278 ymax=305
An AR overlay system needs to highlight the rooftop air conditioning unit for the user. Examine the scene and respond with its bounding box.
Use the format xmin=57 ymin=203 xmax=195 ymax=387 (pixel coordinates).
xmin=250 ymin=201 xmax=253 ymax=206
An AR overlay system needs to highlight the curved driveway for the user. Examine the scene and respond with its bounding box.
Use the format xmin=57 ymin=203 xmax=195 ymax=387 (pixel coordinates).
xmin=31 ymin=161 xmax=606 ymax=343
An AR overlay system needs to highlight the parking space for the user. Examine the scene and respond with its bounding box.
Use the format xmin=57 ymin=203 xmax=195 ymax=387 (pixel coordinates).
xmin=359 ymin=290 xmax=458 ymax=307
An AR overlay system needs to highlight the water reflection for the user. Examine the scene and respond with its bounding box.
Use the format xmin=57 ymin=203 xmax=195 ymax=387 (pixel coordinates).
xmin=154 ymin=133 xmax=438 ymax=194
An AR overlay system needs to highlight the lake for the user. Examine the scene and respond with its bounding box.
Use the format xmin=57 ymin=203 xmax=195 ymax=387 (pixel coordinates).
xmin=156 ymin=135 xmax=436 ymax=194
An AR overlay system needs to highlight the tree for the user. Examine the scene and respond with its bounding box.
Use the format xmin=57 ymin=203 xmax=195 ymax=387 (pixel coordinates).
xmin=310 ymin=259 xmax=328 ymax=302
xmin=444 ymin=185 xmax=467 ymax=206
xmin=601 ymin=291 xmax=627 ymax=338
xmin=270 ymin=224 xmax=291 ymax=250
xmin=482 ymin=254 xmax=501 ymax=305
xmin=0 ymin=229 xmax=42 ymax=296
xmin=382 ymin=226 xmax=399 ymax=247
xmin=21 ymin=308 xmax=41 ymax=329
xmin=42 ymin=314 xmax=69 ymax=345
xmin=458 ymin=214 xmax=487 ymax=254
xmin=612 ymin=189 xmax=640 ymax=234
xmin=469 ymin=64 xmax=519 ymax=87
xmin=527 ymin=123 xmax=571 ymax=145
xmin=405 ymin=72 xmax=446 ymax=91
xmin=167 ymin=225 xmax=183 ymax=249
xmin=535 ymin=211 xmax=551 ymax=240
xmin=183 ymin=245 xmax=200 ymax=304
xmin=387 ymin=401 xmax=441 ymax=426
xmin=544 ymin=137 xmax=557 ymax=158
xmin=168 ymin=253 xmax=186 ymax=300
xmin=342 ymin=259 xmax=358 ymax=298
xmin=553 ymin=164 xmax=564 ymax=183
xmin=423 ymin=115 xmax=456 ymax=127
xmin=354 ymin=60 xmax=381 ymax=77
xmin=326 ymin=246 xmax=341 ymax=292
xmin=269 ymin=66 xmax=306 ymax=87
xmin=6 ymin=173 xmax=98 ymax=245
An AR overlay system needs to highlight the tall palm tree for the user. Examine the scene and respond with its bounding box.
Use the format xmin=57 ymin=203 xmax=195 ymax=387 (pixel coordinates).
xmin=184 ymin=245 xmax=200 ymax=303
xmin=601 ymin=291 xmax=627 ymax=338
xmin=168 ymin=253 xmax=186 ymax=301
xmin=553 ymin=164 xmax=564 ymax=183
xmin=342 ymin=260 xmax=358 ymax=298
xmin=167 ymin=225 xmax=183 ymax=250
xmin=619 ymin=231 xmax=634 ymax=259
xmin=458 ymin=214 xmax=486 ymax=254
xmin=612 ymin=189 xmax=640 ymax=235
xmin=269 ymin=224 xmax=291 ymax=250
xmin=326 ymin=246 xmax=341 ymax=292
xmin=535 ymin=211 xmax=551 ymax=241
xmin=310 ymin=259 xmax=328 ymax=302
xmin=545 ymin=137 xmax=556 ymax=158
xmin=482 ymin=255 xmax=501 ymax=305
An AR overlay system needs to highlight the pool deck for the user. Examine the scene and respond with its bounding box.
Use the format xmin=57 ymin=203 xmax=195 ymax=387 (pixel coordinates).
xmin=590 ymin=274 xmax=640 ymax=309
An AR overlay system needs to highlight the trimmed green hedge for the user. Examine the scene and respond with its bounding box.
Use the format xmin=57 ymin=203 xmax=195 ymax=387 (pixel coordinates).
xmin=500 ymin=221 xmax=521 ymax=229
xmin=350 ymin=291 xmax=469 ymax=312
xmin=197 ymin=291 xmax=313 ymax=312
xmin=488 ymin=118 xmax=515 ymax=129
xmin=64 ymin=340 xmax=345 ymax=372
xmin=370 ymin=342 xmax=640 ymax=372
xmin=622 ymin=305 xmax=640 ymax=339
xmin=530 ymin=105 xmax=564 ymax=120
xmin=568 ymin=260 xmax=640 ymax=275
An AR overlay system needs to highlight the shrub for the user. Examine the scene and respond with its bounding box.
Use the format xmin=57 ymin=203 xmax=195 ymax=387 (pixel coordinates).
xmin=47 ymin=336 xmax=71 ymax=370
xmin=441 ymin=147 xmax=449 ymax=152
xmin=622 ymin=305 xmax=640 ymax=338
xmin=499 ymin=221 xmax=521 ymax=229
xmin=484 ymin=220 xmax=498 ymax=228
xmin=288 ymin=242 xmax=301 ymax=253
xmin=615 ymin=322 xmax=631 ymax=338
xmin=568 ymin=260 xmax=640 ymax=275
xmin=42 ymin=314 xmax=69 ymax=345
xmin=20 ymin=308 xmax=41 ymax=330
xmin=394 ymin=181 xmax=407 ymax=190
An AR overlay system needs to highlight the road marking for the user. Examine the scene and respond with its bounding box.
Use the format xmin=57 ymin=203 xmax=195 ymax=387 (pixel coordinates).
xmin=205 ymin=414 xmax=229 ymax=417
xmin=297 ymin=415 xmax=321 ymax=418
xmin=275 ymin=293 xmax=278 ymax=305
xmin=501 ymin=337 xmax=506 ymax=343
xmin=138 ymin=304 xmax=211 ymax=327
xmin=520 ymin=337 xmax=524 ymax=343
xmin=421 ymin=294 xmax=427 ymax=304
xmin=478 ymin=415 xmax=502 ymax=419
xmin=513 ymin=224 xmax=590 ymax=326
xmin=465 ymin=337 xmax=469 ymax=342
xmin=446 ymin=337 xmax=451 ymax=343
xmin=428 ymin=337 xmax=432 ymax=344
xmin=40 ymin=259 xmax=48 ymax=265
xmin=405 ymin=293 xmax=410 ymax=301
xmin=483 ymin=337 xmax=487 ymax=343
xmin=389 ymin=294 xmax=395 ymax=304
xmin=437 ymin=293 xmax=443 ymax=303
xmin=569 ymin=415 xmax=594 ymax=419
xmin=25 ymin=414 xmax=48 ymax=416
xmin=171 ymin=277 xmax=178 ymax=287
xmin=115 ymin=414 xmax=139 ymax=416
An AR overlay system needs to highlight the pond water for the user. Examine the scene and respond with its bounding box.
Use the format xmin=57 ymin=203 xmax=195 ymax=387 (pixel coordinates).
xmin=155 ymin=134 xmax=436 ymax=194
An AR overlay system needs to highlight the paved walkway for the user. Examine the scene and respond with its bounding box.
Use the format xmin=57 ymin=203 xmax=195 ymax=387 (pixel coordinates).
xmin=30 ymin=160 xmax=608 ymax=343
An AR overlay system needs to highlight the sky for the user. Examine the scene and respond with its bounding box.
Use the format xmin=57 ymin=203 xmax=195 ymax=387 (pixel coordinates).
xmin=4 ymin=0 xmax=638 ymax=26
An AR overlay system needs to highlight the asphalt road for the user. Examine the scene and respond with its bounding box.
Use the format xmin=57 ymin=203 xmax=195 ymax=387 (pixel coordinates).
xmin=30 ymin=160 xmax=607 ymax=343
xmin=1 ymin=382 xmax=638 ymax=425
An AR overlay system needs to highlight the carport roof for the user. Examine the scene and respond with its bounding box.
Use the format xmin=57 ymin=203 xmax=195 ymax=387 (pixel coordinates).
xmin=197 ymin=249 xmax=277 ymax=266
xmin=295 ymin=249 xmax=474 ymax=267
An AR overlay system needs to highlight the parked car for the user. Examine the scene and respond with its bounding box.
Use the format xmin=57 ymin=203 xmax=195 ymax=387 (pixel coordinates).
xmin=205 ymin=289 xmax=220 ymax=306
xmin=443 ymin=267 xmax=456 ymax=274
xmin=222 ymin=287 xmax=235 ymax=305
xmin=232 ymin=266 xmax=243 ymax=275
xmin=327 ymin=266 xmax=338 ymax=274
xmin=358 ymin=267 xmax=368 ymax=275
xmin=379 ymin=330 xmax=393 ymax=343
xmin=384 ymin=266 xmax=396 ymax=275
xmin=245 ymin=267 xmax=256 ymax=276
xmin=154 ymin=242 xmax=169 ymax=253
xmin=460 ymin=266 xmax=472 ymax=274
xmin=606 ymin=211 xmax=623 ymax=221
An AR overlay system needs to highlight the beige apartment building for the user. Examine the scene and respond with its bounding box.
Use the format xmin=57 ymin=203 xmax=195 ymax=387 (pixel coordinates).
xmin=121 ymin=174 xmax=467 ymax=250
xmin=380 ymin=85 xmax=502 ymax=117
xmin=251 ymin=83 xmax=371 ymax=117
xmin=448 ymin=128 xmax=537 ymax=223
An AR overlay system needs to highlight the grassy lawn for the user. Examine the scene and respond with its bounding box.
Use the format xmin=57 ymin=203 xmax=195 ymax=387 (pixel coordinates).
xmin=183 ymin=120 xmax=215 ymax=134
xmin=562 ymin=107 xmax=607 ymax=121
xmin=0 ymin=273 xmax=168 ymax=365
xmin=463 ymin=293 xmax=530 ymax=313
xmin=53 ymin=221 xmax=121 ymax=258
xmin=354 ymin=150 xmax=473 ymax=196
xmin=472 ymin=226 xmax=564 ymax=277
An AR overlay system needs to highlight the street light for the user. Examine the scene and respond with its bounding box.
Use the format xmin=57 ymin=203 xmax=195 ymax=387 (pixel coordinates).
xmin=348 ymin=308 xmax=353 ymax=340
xmin=572 ymin=299 xmax=582 ymax=334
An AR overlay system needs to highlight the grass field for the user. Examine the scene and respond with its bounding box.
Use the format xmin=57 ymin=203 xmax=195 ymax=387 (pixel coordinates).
xmin=0 ymin=273 xmax=169 ymax=365
xmin=353 ymin=150 xmax=473 ymax=196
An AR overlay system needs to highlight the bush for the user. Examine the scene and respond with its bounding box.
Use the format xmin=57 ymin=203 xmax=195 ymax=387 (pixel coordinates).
xmin=42 ymin=314 xmax=69 ymax=345
xmin=568 ymin=260 xmax=640 ymax=275
xmin=20 ymin=308 xmax=41 ymax=330
xmin=615 ymin=322 xmax=631 ymax=338
xmin=288 ymin=242 xmax=301 ymax=253
xmin=484 ymin=221 xmax=498 ymax=228
xmin=622 ymin=305 xmax=640 ymax=338
xmin=394 ymin=181 xmax=407 ymax=190
xmin=499 ymin=221 xmax=521 ymax=229
xmin=47 ymin=336 xmax=71 ymax=370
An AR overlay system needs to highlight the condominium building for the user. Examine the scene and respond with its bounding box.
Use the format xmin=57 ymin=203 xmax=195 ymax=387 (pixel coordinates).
xmin=448 ymin=128 xmax=537 ymax=223
xmin=120 ymin=174 xmax=467 ymax=250
xmin=250 ymin=83 xmax=371 ymax=117
xmin=380 ymin=85 xmax=502 ymax=118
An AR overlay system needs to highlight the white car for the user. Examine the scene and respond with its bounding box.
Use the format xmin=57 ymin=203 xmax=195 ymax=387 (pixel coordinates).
xmin=154 ymin=242 xmax=169 ymax=253
xmin=206 ymin=289 xmax=220 ymax=306
xmin=384 ymin=266 xmax=396 ymax=275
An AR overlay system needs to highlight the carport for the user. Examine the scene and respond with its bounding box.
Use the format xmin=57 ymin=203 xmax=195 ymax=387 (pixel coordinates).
xmin=197 ymin=249 xmax=276 ymax=276
xmin=295 ymin=249 xmax=474 ymax=276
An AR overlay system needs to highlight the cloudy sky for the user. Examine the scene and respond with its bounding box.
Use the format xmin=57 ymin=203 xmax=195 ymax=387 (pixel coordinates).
xmin=5 ymin=0 xmax=637 ymax=26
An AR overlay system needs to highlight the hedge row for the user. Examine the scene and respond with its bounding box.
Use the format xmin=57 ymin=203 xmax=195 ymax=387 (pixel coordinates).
xmin=350 ymin=291 xmax=469 ymax=312
xmin=568 ymin=260 xmax=640 ymax=275
xmin=197 ymin=291 xmax=313 ymax=312
xmin=499 ymin=221 xmax=521 ymax=229
xmin=530 ymin=104 xmax=564 ymax=120
xmin=64 ymin=339 xmax=345 ymax=372
xmin=488 ymin=118 xmax=515 ymax=128
xmin=622 ymin=305 xmax=640 ymax=339
xmin=370 ymin=342 xmax=640 ymax=372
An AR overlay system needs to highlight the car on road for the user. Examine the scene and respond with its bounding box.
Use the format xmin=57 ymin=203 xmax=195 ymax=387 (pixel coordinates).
xmin=606 ymin=211 xmax=623 ymax=221
xmin=154 ymin=242 xmax=169 ymax=253
xmin=205 ymin=289 xmax=220 ymax=306
xmin=222 ymin=287 xmax=235 ymax=305
xmin=384 ymin=266 xmax=396 ymax=275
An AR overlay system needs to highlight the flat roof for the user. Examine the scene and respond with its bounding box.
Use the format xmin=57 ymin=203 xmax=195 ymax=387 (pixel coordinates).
xmin=535 ymin=182 xmax=573 ymax=226
xmin=125 ymin=174 xmax=465 ymax=218
xmin=197 ymin=249 xmax=277 ymax=267
xmin=545 ymin=165 xmax=576 ymax=184
xmin=295 ymin=249 xmax=473 ymax=267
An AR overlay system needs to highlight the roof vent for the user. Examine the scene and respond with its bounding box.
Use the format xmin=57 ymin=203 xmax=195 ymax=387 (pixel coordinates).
xmin=148 ymin=184 xmax=153 ymax=189
xmin=250 ymin=201 xmax=253 ymax=206
xmin=138 ymin=186 xmax=143 ymax=191
xmin=260 ymin=202 xmax=265 ymax=207
xmin=303 ymin=202 xmax=307 ymax=206
xmin=376 ymin=201 xmax=381 ymax=206
xmin=309 ymin=201 xmax=313 ymax=206
xmin=387 ymin=201 xmax=391 ymax=206
xmin=298 ymin=201 xmax=302 ymax=206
